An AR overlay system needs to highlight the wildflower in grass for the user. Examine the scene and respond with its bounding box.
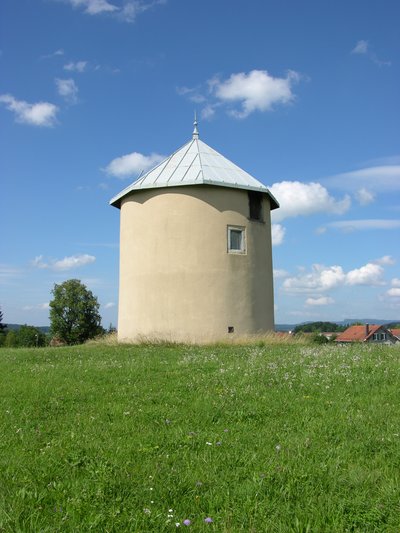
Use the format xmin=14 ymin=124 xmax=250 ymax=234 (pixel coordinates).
xmin=216 ymin=441 xmax=222 ymax=446
xmin=176 ymin=523 xmax=180 ymax=527
xmin=275 ymin=444 xmax=281 ymax=451
xmin=206 ymin=442 xmax=212 ymax=446
xmin=183 ymin=519 xmax=191 ymax=526
xmin=143 ymin=508 xmax=151 ymax=515
xmin=204 ymin=517 xmax=213 ymax=523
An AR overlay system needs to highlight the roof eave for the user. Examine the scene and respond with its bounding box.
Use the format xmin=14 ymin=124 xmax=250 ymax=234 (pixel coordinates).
xmin=110 ymin=181 xmax=279 ymax=210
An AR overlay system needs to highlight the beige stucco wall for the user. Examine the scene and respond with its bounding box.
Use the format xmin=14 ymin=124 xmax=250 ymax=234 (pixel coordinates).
xmin=117 ymin=185 xmax=275 ymax=343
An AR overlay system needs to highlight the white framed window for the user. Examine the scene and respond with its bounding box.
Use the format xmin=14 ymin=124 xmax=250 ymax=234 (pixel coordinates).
xmin=227 ymin=226 xmax=246 ymax=254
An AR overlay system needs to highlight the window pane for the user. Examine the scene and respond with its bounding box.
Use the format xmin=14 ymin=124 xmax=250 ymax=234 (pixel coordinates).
xmin=230 ymin=229 xmax=242 ymax=250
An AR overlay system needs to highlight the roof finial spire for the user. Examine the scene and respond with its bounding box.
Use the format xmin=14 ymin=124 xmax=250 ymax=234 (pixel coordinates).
xmin=192 ymin=111 xmax=199 ymax=140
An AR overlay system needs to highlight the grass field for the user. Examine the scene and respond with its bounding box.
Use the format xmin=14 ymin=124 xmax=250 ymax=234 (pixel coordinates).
xmin=0 ymin=340 xmax=399 ymax=532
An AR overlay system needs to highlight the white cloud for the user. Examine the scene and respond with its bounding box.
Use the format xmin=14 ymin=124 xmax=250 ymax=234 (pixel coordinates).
xmin=31 ymin=254 xmax=95 ymax=271
xmin=387 ymin=288 xmax=400 ymax=297
xmin=374 ymin=256 xmax=395 ymax=266
xmin=273 ymin=269 xmax=289 ymax=279
xmin=0 ymin=94 xmax=58 ymax=127
xmin=190 ymin=94 xmax=207 ymax=104
xmin=55 ymin=78 xmax=78 ymax=104
xmin=64 ymin=61 xmax=87 ymax=72
xmin=104 ymin=302 xmax=116 ymax=309
xmin=22 ymin=302 xmax=50 ymax=311
xmin=176 ymin=85 xmax=207 ymax=104
xmin=68 ymin=0 xmax=118 ymax=15
xmin=53 ymin=254 xmax=95 ymax=270
xmin=63 ymin=0 xmax=166 ymax=21
xmin=370 ymin=55 xmax=391 ymax=67
xmin=176 ymin=86 xmax=195 ymax=96
xmin=355 ymin=187 xmax=375 ymax=205
xmin=104 ymin=151 xmax=165 ymax=178
xmin=201 ymin=104 xmax=216 ymax=120
xmin=351 ymin=40 xmax=391 ymax=66
xmin=391 ymin=278 xmax=400 ymax=287
xmin=352 ymin=40 xmax=368 ymax=54
xmin=269 ymin=181 xmax=350 ymax=223
xmin=320 ymin=219 xmax=400 ymax=233
xmin=210 ymin=69 xmax=300 ymax=118
xmin=178 ymin=69 xmax=302 ymax=120
xmin=283 ymin=260 xmax=386 ymax=293
xmin=271 ymin=224 xmax=286 ymax=246
xmin=31 ymin=256 xmax=48 ymax=269
xmin=283 ymin=265 xmax=346 ymax=293
xmin=346 ymin=263 xmax=384 ymax=286
xmin=325 ymin=165 xmax=400 ymax=192
xmin=305 ymin=296 xmax=334 ymax=306
xmin=41 ymin=49 xmax=65 ymax=59
xmin=119 ymin=0 xmax=166 ymax=22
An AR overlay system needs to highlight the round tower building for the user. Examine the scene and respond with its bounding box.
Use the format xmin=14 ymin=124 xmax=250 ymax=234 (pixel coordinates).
xmin=110 ymin=122 xmax=279 ymax=343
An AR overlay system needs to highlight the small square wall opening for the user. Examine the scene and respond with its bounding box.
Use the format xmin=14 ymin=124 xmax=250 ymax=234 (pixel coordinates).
xmin=228 ymin=326 xmax=234 ymax=333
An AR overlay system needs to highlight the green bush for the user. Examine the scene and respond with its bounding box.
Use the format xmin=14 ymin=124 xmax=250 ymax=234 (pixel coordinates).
xmin=3 ymin=326 xmax=46 ymax=348
xmin=311 ymin=332 xmax=329 ymax=344
xmin=4 ymin=330 xmax=18 ymax=347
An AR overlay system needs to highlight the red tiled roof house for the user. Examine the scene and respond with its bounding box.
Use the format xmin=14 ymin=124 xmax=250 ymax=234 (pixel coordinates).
xmin=335 ymin=324 xmax=399 ymax=344
xmin=390 ymin=328 xmax=400 ymax=341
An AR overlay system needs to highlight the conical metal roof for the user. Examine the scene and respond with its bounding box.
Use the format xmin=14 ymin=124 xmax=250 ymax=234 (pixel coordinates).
xmin=110 ymin=125 xmax=279 ymax=209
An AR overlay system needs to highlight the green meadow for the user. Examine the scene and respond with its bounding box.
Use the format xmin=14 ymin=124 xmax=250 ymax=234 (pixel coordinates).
xmin=0 ymin=340 xmax=399 ymax=532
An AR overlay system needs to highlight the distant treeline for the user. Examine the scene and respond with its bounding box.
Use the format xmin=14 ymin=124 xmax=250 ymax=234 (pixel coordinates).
xmin=293 ymin=322 xmax=348 ymax=334
xmin=0 ymin=325 xmax=48 ymax=348
xmin=385 ymin=322 xmax=400 ymax=329
xmin=6 ymin=323 xmax=50 ymax=333
xmin=294 ymin=321 xmax=400 ymax=334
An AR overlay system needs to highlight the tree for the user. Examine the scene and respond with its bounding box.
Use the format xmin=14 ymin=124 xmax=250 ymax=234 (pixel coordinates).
xmin=49 ymin=279 xmax=104 ymax=345
xmin=4 ymin=330 xmax=17 ymax=347
xmin=0 ymin=307 xmax=7 ymax=347
xmin=0 ymin=307 xmax=6 ymax=332
xmin=293 ymin=321 xmax=346 ymax=334
xmin=16 ymin=325 xmax=46 ymax=347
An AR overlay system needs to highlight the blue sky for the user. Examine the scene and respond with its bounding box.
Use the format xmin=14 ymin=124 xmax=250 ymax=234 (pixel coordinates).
xmin=1 ymin=0 xmax=399 ymax=327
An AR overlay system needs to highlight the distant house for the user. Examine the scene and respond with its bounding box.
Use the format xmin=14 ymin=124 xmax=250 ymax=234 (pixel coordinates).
xmin=335 ymin=324 xmax=399 ymax=344
xmin=390 ymin=328 xmax=400 ymax=341
xmin=320 ymin=332 xmax=337 ymax=341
